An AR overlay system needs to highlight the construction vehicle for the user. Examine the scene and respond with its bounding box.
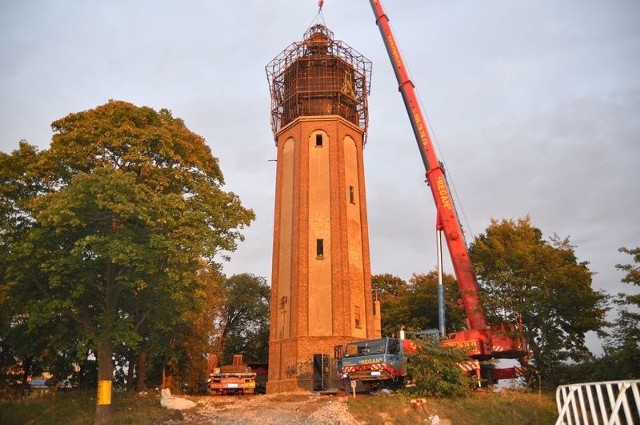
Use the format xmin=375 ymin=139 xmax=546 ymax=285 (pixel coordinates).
xmin=207 ymin=354 xmax=256 ymax=395
xmin=336 ymin=336 xmax=418 ymax=391
xmin=335 ymin=0 xmax=529 ymax=387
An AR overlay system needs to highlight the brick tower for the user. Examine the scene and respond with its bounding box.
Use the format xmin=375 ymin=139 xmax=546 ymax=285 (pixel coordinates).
xmin=265 ymin=24 xmax=381 ymax=393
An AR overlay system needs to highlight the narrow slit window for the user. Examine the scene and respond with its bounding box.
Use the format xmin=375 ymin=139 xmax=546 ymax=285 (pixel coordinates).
xmin=316 ymin=238 xmax=324 ymax=258
xmin=315 ymin=134 xmax=323 ymax=147
xmin=349 ymin=185 xmax=355 ymax=204
xmin=355 ymin=305 xmax=361 ymax=329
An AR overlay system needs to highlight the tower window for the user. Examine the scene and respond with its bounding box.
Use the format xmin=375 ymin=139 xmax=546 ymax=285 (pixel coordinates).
xmin=355 ymin=305 xmax=361 ymax=329
xmin=315 ymin=134 xmax=323 ymax=147
xmin=316 ymin=238 xmax=324 ymax=258
xmin=349 ymin=185 xmax=355 ymax=204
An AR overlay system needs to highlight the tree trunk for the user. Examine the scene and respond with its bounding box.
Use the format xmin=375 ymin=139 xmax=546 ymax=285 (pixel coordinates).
xmin=161 ymin=356 xmax=175 ymax=390
xmin=78 ymin=356 xmax=86 ymax=389
xmin=135 ymin=340 xmax=149 ymax=392
xmin=161 ymin=364 xmax=166 ymax=389
xmin=94 ymin=338 xmax=114 ymax=425
xmin=94 ymin=257 xmax=118 ymax=424
xmin=126 ymin=350 xmax=136 ymax=392
xmin=22 ymin=356 xmax=33 ymax=384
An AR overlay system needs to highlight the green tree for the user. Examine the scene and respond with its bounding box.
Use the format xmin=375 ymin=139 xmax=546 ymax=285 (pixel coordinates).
xmin=406 ymin=272 xmax=466 ymax=333
xmin=172 ymin=263 xmax=226 ymax=392
xmin=372 ymin=273 xmax=407 ymax=299
xmin=126 ymin=260 xmax=225 ymax=393
xmin=1 ymin=142 xmax=82 ymax=390
xmin=215 ymin=273 xmax=270 ymax=364
xmin=616 ymin=246 xmax=640 ymax=304
xmin=469 ymin=217 xmax=609 ymax=384
xmin=602 ymin=246 xmax=640 ymax=379
xmin=0 ymin=101 xmax=254 ymax=423
xmin=372 ymin=272 xmax=465 ymax=338
xmin=372 ymin=274 xmax=408 ymax=337
xmin=547 ymin=248 xmax=640 ymax=385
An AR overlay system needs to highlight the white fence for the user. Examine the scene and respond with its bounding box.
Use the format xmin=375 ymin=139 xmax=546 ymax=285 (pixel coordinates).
xmin=556 ymin=379 xmax=640 ymax=425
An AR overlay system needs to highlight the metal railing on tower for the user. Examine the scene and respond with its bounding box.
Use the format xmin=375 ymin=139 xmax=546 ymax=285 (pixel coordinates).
xmin=266 ymin=24 xmax=372 ymax=142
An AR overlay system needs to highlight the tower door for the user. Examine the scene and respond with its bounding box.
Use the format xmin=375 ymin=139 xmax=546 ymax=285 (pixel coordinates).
xmin=312 ymin=353 xmax=330 ymax=391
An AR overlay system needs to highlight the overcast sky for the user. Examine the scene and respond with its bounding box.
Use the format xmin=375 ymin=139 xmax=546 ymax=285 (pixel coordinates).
xmin=2 ymin=1 xmax=639 ymax=350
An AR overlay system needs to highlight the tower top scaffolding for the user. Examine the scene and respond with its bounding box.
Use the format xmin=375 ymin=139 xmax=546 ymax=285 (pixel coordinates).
xmin=266 ymin=24 xmax=372 ymax=142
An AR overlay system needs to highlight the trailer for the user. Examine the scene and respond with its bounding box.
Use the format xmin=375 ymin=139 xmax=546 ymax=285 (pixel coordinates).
xmin=207 ymin=354 xmax=256 ymax=396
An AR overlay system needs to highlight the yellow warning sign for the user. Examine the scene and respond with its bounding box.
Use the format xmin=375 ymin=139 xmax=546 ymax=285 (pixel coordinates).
xmin=97 ymin=380 xmax=112 ymax=405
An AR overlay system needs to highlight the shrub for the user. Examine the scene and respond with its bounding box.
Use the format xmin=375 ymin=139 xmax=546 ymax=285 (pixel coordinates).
xmin=404 ymin=338 xmax=472 ymax=397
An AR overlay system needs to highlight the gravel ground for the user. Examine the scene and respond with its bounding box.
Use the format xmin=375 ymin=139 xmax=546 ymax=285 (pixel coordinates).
xmin=159 ymin=392 xmax=361 ymax=425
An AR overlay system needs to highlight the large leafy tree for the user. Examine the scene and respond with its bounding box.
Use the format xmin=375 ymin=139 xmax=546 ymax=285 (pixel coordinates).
xmin=1 ymin=142 xmax=76 ymax=389
xmin=469 ymin=217 xmax=608 ymax=383
xmin=125 ymin=259 xmax=225 ymax=393
xmin=602 ymin=246 xmax=640 ymax=379
xmin=372 ymin=272 xmax=465 ymax=338
xmin=214 ymin=273 xmax=270 ymax=364
xmin=372 ymin=274 xmax=408 ymax=337
xmin=615 ymin=246 xmax=640 ymax=306
xmin=372 ymin=273 xmax=407 ymax=299
xmin=0 ymin=101 xmax=254 ymax=423
xmin=406 ymin=272 xmax=466 ymax=334
xmin=545 ymin=246 xmax=640 ymax=385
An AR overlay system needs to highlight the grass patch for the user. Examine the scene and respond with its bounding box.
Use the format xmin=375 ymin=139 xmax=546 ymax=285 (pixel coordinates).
xmin=0 ymin=388 xmax=558 ymax=424
xmin=0 ymin=390 xmax=171 ymax=425
xmin=348 ymin=390 xmax=558 ymax=425
xmin=348 ymin=393 xmax=427 ymax=425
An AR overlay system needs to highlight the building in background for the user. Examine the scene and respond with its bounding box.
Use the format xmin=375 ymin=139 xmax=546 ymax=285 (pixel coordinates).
xmin=265 ymin=24 xmax=381 ymax=393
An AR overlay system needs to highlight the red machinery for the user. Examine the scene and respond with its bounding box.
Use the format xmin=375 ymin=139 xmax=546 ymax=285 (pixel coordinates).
xmin=369 ymin=0 xmax=529 ymax=381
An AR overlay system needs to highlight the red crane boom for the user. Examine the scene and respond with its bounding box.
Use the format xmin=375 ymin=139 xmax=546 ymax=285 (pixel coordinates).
xmin=369 ymin=0 xmax=527 ymax=365
xmin=369 ymin=0 xmax=486 ymax=332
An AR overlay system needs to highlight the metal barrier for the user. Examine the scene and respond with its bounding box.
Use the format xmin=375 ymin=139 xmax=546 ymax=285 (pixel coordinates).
xmin=556 ymin=379 xmax=640 ymax=425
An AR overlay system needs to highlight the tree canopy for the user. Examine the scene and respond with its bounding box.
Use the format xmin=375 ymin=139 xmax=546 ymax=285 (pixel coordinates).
xmin=616 ymin=246 xmax=640 ymax=301
xmin=0 ymin=100 xmax=254 ymax=422
xmin=603 ymin=246 xmax=640 ymax=379
xmin=214 ymin=273 xmax=270 ymax=364
xmin=469 ymin=216 xmax=609 ymax=382
xmin=372 ymin=272 xmax=465 ymax=338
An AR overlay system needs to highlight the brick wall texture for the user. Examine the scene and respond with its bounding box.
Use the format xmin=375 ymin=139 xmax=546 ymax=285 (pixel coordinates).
xmin=267 ymin=116 xmax=381 ymax=393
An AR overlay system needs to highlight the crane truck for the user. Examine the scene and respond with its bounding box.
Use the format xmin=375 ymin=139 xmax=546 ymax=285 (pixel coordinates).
xmin=335 ymin=0 xmax=529 ymax=389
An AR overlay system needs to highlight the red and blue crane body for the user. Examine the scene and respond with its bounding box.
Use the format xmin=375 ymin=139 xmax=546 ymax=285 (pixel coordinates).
xmin=335 ymin=1 xmax=529 ymax=386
